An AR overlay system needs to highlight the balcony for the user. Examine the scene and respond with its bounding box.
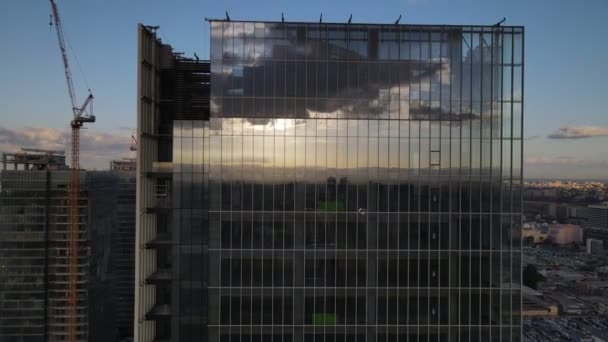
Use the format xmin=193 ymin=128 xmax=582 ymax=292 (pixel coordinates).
xmin=145 ymin=162 xmax=173 ymax=178
xmin=145 ymin=196 xmax=171 ymax=214
xmin=145 ymin=304 xmax=171 ymax=320
xmin=145 ymin=180 xmax=171 ymax=213
xmin=145 ymin=268 xmax=171 ymax=285
xmin=145 ymin=233 xmax=171 ymax=249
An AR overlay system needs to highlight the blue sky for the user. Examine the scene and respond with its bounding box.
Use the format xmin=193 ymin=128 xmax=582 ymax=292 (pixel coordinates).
xmin=0 ymin=0 xmax=607 ymax=178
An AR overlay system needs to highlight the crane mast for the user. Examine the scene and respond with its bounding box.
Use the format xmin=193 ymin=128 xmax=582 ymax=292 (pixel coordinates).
xmin=49 ymin=1 xmax=95 ymax=341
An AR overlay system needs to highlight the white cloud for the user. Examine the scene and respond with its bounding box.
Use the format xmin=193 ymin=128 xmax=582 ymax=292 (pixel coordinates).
xmin=0 ymin=126 xmax=133 ymax=170
xmin=525 ymin=155 xmax=608 ymax=180
xmin=526 ymin=155 xmax=608 ymax=167
xmin=547 ymin=126 xmax=608 ymax=139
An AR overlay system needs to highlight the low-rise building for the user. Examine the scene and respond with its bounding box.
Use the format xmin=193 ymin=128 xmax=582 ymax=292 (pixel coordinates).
xmin=598 ymin=266 xmax=608 ymax=280
xmin=548 ymin=223 xmax=583 ymax=245
xmin=522 ymin=286 xmax=559 ymax=317
xmin=587 ymin=238 xmax=605 ymax=255
xmin=576 ymin=280 xmax=608 ymax=297
xmin=548 ymin=294 xmax=593 ymax=315
xmin=523 ymin=223 xmax=548 ymax=243
xmin=586 ymin=227 xmax=608 ymax=250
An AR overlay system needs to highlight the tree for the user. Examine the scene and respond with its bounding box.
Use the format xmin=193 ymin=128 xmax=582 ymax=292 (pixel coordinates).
xmin=523 ymin=264 xmax=546 ymax=290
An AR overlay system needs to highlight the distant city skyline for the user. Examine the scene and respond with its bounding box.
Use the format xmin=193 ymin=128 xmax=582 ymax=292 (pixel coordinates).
xmin=1 ymin=0 xmax=607 ymax=178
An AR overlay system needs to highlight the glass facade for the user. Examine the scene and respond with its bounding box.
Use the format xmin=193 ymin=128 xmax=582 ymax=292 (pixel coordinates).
xmin=165 ymin=20 xmax=523 ymax=341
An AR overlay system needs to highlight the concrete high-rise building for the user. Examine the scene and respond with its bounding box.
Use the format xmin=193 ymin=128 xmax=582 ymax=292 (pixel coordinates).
xmin=0 ymin=151 xmax=136 ymax=342
xmin=135 ymin=24 xmax=211 ymax=341
xmin=135 ymin=20 xmax=524 ymax=341
xmin=0 ymin=150 xmax=88 ymax=341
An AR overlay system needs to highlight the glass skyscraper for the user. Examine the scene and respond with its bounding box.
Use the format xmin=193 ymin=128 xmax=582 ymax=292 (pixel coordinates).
xmin=136 ymin=20 xmax=524 ymax=341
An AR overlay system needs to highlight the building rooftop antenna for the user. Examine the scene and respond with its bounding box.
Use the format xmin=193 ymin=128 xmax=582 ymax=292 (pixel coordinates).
xmin=347 ymin=14 xmax=352 ymax=24
xmin=281 ymin=12 xmax=285 ymax=23
xmin=494 ymin=17 xmax=506 ymax=27
xmin=319 ymin=13 xmax=323 ymax=23
xmin=225 ymin=11 xmax=231 ymax=21
xmin=395 ymin=14 xmax=402 ymax=25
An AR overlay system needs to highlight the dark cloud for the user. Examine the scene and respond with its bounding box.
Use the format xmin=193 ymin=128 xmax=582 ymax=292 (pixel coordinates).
xmin=216 ymin=35 xmax=447 ymax=122
xmin=409 ymin=107 xmax=478 ymax=121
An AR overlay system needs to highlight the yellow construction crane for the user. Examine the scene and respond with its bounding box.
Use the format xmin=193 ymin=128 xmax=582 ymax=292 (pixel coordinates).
xmin=49 ymin=1 xmax=95 ymax=341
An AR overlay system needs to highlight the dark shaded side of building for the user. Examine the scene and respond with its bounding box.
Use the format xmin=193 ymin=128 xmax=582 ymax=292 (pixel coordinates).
xmin=135 ymin=23 xmax=211 ymax=341
xmin=89 ymin=167 xmax=136 ymax=342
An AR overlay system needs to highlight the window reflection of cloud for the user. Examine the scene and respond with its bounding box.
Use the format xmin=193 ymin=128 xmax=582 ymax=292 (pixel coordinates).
xmin=209 ymin=25 xmax=516 ymax=181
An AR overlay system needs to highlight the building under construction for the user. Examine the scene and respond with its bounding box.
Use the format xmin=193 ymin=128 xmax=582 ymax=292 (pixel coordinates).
xmin=1 ymin=148 xmax=67 ymax=171
xmin=0 ymin=151 xmax=136 ymax=342
xmin=0 ymin=149 xmax=88 ymax=341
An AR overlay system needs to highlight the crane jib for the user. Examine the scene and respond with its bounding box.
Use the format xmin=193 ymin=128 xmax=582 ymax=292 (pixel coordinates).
xmin=48 ymin=1 xmax=95 ymax=341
